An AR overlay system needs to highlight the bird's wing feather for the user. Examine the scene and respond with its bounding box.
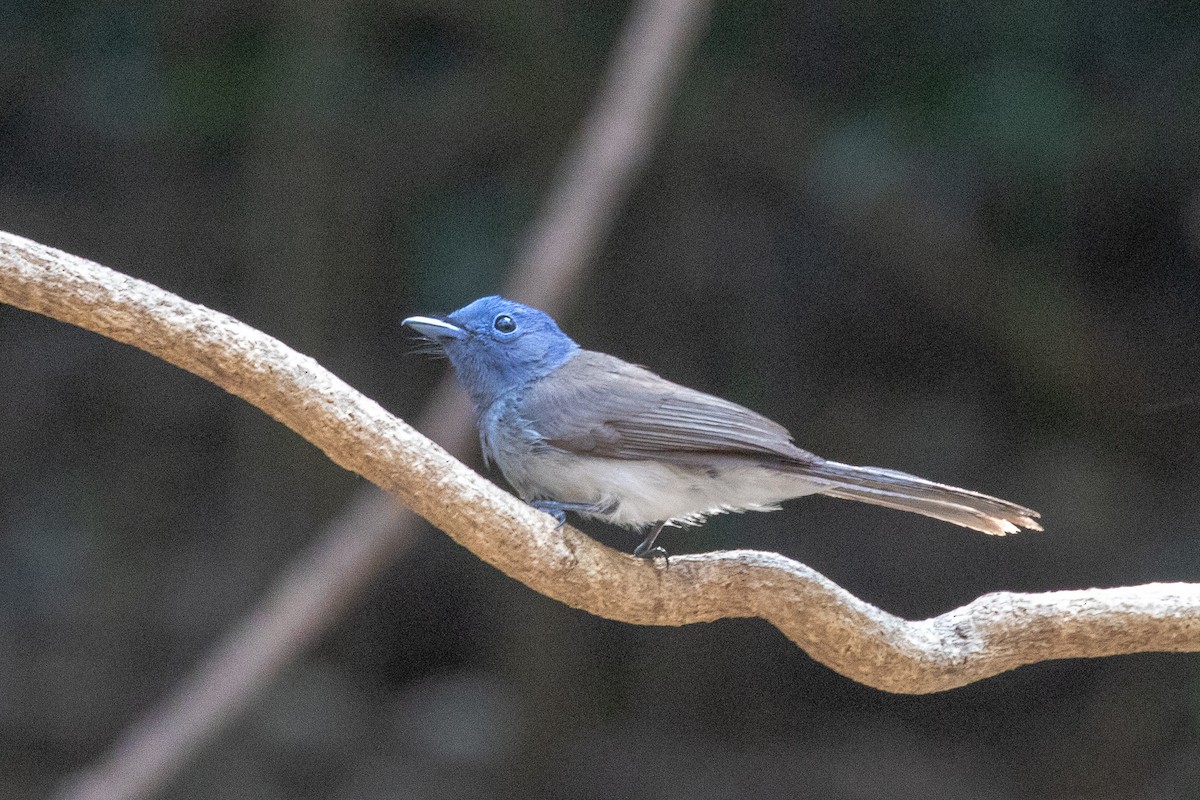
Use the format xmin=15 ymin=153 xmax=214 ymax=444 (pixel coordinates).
xmin=514 ymin=352 xmax=1042 ymax=535
xmin=519 ymin=351 xmax=818 ymax=464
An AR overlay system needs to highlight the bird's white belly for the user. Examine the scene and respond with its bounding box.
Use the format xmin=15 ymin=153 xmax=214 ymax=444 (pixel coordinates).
xmin=497 ymin=447 xmax=828 ymax=528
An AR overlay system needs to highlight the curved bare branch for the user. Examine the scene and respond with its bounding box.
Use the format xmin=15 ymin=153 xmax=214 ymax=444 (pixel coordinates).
xmin=49 ymin=2 xmax=715 ymax=798
xmin=3 ymin=230 xmax=1199 ymax=702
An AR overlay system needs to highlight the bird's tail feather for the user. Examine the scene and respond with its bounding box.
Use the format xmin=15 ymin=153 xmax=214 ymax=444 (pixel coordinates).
xmin=807 ymin=461 xmax=1041 ymax=536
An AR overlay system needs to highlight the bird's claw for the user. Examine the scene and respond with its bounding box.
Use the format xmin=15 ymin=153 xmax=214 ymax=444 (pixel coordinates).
xmin=529 ymin=499 xmax=613 ymax=529
xmin=633 ymin=543 xmax=670 ymax=564
xmin=529 ymin=501 xmax=569 ymax=529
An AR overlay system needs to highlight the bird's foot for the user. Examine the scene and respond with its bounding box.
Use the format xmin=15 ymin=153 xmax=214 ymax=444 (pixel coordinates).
xmin=632 ymin=542 xmax=670 ymax=563
xmin=633 ymin=523 xmax=668 ymax=564
xmin=529 ymin=500 xmax=568 ymax=527
xmin=529 ymin=499 xmax=613 ymax=529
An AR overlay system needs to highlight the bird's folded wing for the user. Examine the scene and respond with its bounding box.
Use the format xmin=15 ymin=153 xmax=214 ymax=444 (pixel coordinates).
xmin=520 ymin=350 xmax=817 ymax=464
xmin=517 ymin=353 xmax=1041 ymax=534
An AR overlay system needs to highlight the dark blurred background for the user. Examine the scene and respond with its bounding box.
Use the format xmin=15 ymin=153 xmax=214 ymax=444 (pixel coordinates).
xmin=3 ymin=1 xmax=1200 ymax=798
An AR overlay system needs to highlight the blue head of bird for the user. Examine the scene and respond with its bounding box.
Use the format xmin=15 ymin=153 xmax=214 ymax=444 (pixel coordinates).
xmin=403 ymin=296 xmax=580 ymax=410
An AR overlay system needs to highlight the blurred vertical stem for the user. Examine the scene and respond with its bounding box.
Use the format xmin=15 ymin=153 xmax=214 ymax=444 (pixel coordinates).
xmin=228 ymin=0 xmax=352 ymax=626
xmin=56 ymin=1 xmax=712 ymax=799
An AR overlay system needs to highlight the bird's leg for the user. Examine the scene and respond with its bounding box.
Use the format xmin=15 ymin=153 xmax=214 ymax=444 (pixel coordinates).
xmin=632 ymin=523 xmax=669 ymax=561
xmin=529 ymin=499 xmax=614 ymax=529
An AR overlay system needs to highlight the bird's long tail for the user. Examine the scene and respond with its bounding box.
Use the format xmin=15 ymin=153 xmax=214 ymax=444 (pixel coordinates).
xmin=806 ymin=461 xmax=1041 ymax=536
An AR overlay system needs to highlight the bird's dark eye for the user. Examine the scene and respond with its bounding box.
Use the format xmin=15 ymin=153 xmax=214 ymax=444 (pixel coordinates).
xmin=493 ymin=314 xmax=517 ymax=333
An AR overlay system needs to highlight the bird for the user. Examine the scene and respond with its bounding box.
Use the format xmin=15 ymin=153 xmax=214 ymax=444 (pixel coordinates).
xmin=403 ymin=296 xmax=1041 ymax=558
